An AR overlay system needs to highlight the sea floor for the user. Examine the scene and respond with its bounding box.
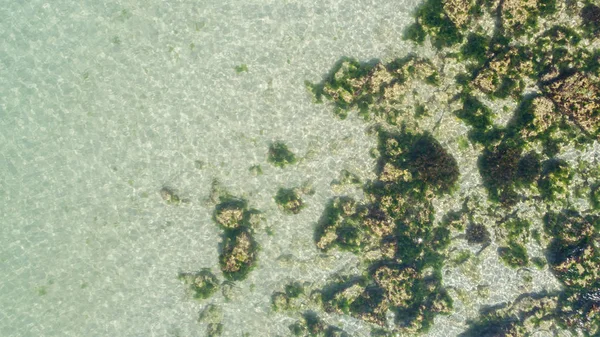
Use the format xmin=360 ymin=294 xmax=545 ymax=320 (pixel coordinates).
xmin=0 ymin=0 xmax=587 ymax=336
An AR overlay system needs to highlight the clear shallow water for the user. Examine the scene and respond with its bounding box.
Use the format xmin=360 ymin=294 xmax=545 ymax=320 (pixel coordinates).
xmin=0 ymin=1 xmax=564 ymax=336
xmin=0 ymin=1 xmax=418 ymax=336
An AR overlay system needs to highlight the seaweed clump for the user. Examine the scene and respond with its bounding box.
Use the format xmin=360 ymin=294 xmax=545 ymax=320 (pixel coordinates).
xmin=219 ymin=229 xmax=258 ymax=281
xmin=272 ymin=282 xmax=305 ymax=311
xmin=404 ymin=0 xmax=465 ymax=48
xmin=496 ymin=218 xmax=531 ymax=268
xmin=275 ymin=188 xmax=305 ymax=214
xmin=212 ymin=197 xmax=261 ymax=281
xmin=178 ymin=269 xmax=220 ymax=300
xmin=268 ymin=141 xmax=297 ymax=168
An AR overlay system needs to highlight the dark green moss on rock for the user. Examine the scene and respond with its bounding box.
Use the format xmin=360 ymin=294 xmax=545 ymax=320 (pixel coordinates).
xmin=498 ymin=243 xmax=529 ymax=268
xmin=407 ymin=133 xmax=460 ymax=194
xmin=478 ymin=143 xmax=522 ymax=203
xmin=538 ymin=159 xmax=572 ymax=201
xmin=408 ymin=0 xmax=464 ymax=48
xmin=581 ymin=4 xmax=600 ymax=37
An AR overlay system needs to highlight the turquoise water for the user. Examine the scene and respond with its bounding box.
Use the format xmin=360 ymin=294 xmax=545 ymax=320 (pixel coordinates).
xmin=1 ymin=1 xmax=420 ymax=336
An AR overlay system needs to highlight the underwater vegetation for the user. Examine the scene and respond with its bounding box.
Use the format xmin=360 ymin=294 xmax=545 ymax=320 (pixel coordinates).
xmin=178 ymin=270 xmax=220 ymax=300
xmin=213 ymin=196 xmax=261 ymax=281
xmin=289 ymin=311 xmax=349 ymax=337
xmin=174 ymin=0 xmax=599 ymax=334
xmin=268 ymin=141 xmax=297 ymax=168
xmin=309 ymin=126 xmax=459 ymax=330
xmin=274 ymin=188 xmax=306 ymax=215
xmin=303 ymin=0 xmax=599 ymax=334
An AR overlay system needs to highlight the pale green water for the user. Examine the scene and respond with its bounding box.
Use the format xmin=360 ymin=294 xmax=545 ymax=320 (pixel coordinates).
xmin=0 ymin=1 xmax=416 ymax=336
xmin=0 ymin=1 xmax=567 ymax=336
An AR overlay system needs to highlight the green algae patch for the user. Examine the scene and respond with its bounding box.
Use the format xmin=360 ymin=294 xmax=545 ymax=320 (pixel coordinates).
xmin=274 ymin=188 xmax=305 ymax=215
xmin=268 ymin=141 xmax=297 ymax=168
xmin=271 ymin=281 xmax=305 ymax=311
xmin=498 ymin=243 xmax=529 ymax=268
xmin=538 ymin=159 xmax=572 ymax=202
xmin=178 ymin=270 xmax=220 ymax=300
xmin=460 ymin=33 xmax=489 ymax=65
xmin=234 ymin=64 xmax=248 ymax=73
xmin=407 ymin=0 xmax=464 ymax=48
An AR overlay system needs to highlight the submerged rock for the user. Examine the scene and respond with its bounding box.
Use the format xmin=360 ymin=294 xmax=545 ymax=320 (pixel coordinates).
xmin=219 ymin=229 xmax=258 ymax=281
xmin=178 ymin=270 xmax=220 ymax=300
xmin=274 ymin=188 xmax=305 ymax=215
xmin=544 ymin=72 xmax=600 ymax=139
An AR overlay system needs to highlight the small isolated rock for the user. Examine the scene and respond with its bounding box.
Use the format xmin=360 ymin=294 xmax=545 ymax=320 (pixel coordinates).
xmin=274 ymin=188 xmax=305 ymax=215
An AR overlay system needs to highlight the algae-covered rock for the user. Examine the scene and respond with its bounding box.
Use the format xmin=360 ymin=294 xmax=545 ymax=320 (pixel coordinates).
xmin=460 ymin=293 xmax=560 ymax=337
xmin=500 ymin=0 xmax=538 ymax=36
xmin=179 ymin=270 xmax=220 ymax=300
xmin=290 ymin=311 xmax=349 ymax=337
xmin=473 ymin=48 xmax=531 ymax=98
xmin=544 ymin=72 xmax=600 ymax=139
xmin=442 ymin=0 xmax=473 ymax=28
xmin=373 ymin=266 xmax=419 ymax=307
xmin=518 ymin=96 xmax=558 ymax=139
xmin=274 ymin=188 xmax=305 ymax=214
xmin=531 ymin=26 xmax=584 ymax=82
xmin=214 ymin=199 xmax=246 ymax=229
xmin=219 ymin=229 xmax=258 ymax=281
xmin=268 ymin=141 xmax=297 ymax=168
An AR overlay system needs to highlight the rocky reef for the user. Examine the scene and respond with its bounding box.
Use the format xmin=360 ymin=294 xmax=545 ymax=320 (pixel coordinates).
xmin=302 ymin=0 xmax=599 ymax=334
